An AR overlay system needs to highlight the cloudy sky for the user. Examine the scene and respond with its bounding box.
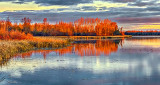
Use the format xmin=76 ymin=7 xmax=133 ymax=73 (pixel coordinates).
xmin=0 ymin=0 xmax=160 ymax=30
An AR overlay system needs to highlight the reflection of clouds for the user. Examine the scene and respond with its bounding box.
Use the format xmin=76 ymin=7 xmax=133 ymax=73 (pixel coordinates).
xmin=77 ymin=57 xmax=131 ymax=74
xmin=0 ymin=80 xmax=8 ymax=85
xmin=0 ymin=56 xmax=134 ymax=78
xmin=140 ymin=41 xmax=160 ymax=48
xmin=1 ymin=38 xmax=160 ymax=85
xmin=0 ymin=53 xmax=157 ymax=79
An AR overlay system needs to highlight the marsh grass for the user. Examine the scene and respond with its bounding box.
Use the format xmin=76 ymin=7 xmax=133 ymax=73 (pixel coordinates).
xmin=31 ymin=37 xmax=70 ymax=48
xmin=0 ymin=37 xmax=71 ymax=62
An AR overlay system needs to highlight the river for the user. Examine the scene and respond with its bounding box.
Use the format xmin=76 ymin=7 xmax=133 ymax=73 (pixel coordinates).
xmin=0 ymin=37 xmax=160 ymax=85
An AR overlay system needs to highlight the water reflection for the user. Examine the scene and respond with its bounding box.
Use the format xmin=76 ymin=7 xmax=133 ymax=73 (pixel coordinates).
xmin=55 ymin=40 xmax=122 ymax=56
xmin=122 ymin=38 xmax=160 ymax=53
xmin=1 ymin=38 xmax=160 ymax=85
xmin=10 ymin=39 xmax=123 ymax=60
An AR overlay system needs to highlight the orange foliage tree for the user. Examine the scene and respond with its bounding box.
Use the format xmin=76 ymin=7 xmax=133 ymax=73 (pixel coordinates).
xmin=0 ymin=17 xmax=123 ymax=39
xmin=0 ymin=17 xmax=33 ymax=40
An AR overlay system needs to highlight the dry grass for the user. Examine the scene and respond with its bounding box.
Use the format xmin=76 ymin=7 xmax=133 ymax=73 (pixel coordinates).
xmin=0 ymin=40 xmax=32 ymax=61
xmin=55 ymin=35 xmax=132 ymax=40
xmin=30 ymin=37 xmax=70 ymax=48
xmin=0 ymin=37 xmax=70 ymax=62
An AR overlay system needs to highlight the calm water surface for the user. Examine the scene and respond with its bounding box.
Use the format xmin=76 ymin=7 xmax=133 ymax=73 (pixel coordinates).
xmin=1 ymin=37 xmax=160 ymax=85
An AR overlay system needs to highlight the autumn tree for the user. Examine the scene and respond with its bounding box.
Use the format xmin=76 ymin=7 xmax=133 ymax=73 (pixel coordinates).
xmin=21 ymin=17 xmax=31 ymax=34
xmin=6 ymin=17 xmax=12 ymax=31
xmin=0 ymin=17 xmax=123 ymax=37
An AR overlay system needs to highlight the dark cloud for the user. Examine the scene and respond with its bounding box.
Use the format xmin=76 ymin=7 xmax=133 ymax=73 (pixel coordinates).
xmin=98 ymin=7 xmax=107 ymax=11
xmin=57 ymin=6 xmax=98 ymax=12
xmin=1 ymin=8 xmax=160 ymax=24
xmin=106 ymin=0 xmax=136 ymax=3
xmin=0 ymin=0 xmax=15 ymax=1
xmin=81 ymin=6 xmax=97 ymax=11
xmin=114 ymin=17 xmax=160 ymax=23
xmin=146 ymin=7 xmax=160 ymax=11
xmin=1 ymin=0 xmax=160 ymax=28
xmin=129 ymin=2 xmax=154 ymax=6
xmin=109 ymin=7 xmax=145 ymax=12
xmin=0 ymin=0 xmax=136 ymax=5
xmin=36 ymin=0 xmax=92 ymax=5
xmin=108 ymin=7 xmax=160 ymax=18
xmin=128 ymin=0 xmax=158 ymax=6
xmin=57 ymin=6 xmax=107 ymax=12
xmin=115 ymin=11 xmax=160 ymax=18
xmin=0 ymin=11 xmax=123 ymax=23
xmin=9 ymin=0 xmax=92 ymax=5
xmin=57 ymin=8 xmax=70 ymax=11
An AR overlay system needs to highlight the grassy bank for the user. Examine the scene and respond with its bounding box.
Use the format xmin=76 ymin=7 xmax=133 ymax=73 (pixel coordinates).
xmin=0 ymin=37 xmax=71 ymax=62
xmin=0 ymin=35 xmax=131 ymax=64
xmin=56 ymin=35 xmax=132 ymax=40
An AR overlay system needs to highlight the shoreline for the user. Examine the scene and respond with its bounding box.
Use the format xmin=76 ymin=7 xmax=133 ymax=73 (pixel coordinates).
xmin=0 ymin=35 xmax=131 ymax=64
xmin=0 ymin=37 xmax=71 ymax=62
xmin=54 ymin=35 xmax=132 ymax=40
xmin=132 ymin=36 xmax=160 ymax=37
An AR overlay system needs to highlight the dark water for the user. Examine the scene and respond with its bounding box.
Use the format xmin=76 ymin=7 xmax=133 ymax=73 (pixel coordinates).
xmin=1 ymin=38 xmax=160 ymax=85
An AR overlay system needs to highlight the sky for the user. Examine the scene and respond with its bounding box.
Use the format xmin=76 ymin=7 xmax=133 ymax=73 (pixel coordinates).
xmin=0 ymin=0 xmax=160 ymax=30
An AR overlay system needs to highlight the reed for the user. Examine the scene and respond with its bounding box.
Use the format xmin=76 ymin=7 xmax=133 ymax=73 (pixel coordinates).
xmin=30 ymin=37 xmax=71 ymax=48
xmin=0 ymin=37 xmax=70 ymax=62
xmin=56 ymin=35 xmax=132 ymax=40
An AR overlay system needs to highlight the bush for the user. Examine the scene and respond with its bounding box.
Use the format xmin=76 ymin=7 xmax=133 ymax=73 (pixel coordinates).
xmin=0 ymin=30 xmax=33 ymax=40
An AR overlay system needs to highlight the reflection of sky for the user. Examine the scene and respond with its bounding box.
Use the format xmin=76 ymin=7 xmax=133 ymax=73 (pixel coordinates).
xmin=124 ymin=38 xmax=160 ymax=48
xmin=1 ymin=38 xmax=160 ymax=84
xmin=0 ymin=56 xmax=131 ymax=75
xmin=1 ymin=53 xmax=160 ymax=85
xmin=121 ymin=38 xmax=160 ymax=54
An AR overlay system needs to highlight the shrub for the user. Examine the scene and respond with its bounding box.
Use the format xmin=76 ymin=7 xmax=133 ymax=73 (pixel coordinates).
xmin=0 ymin=30 xmax=33 ymax=40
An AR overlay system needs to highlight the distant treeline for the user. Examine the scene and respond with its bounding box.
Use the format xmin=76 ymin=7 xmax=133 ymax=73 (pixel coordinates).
xmin=0 ymin=17 xmax=123 ymax=39
xmin=125 ymin=30 xmax=160 ymax=36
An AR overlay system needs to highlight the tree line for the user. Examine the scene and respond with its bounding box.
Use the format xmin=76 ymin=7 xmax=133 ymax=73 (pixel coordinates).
xmin=0 ymin=17 xmax=123 ymax=39
xmin=125 ymin=30 xmax=160 ymax=36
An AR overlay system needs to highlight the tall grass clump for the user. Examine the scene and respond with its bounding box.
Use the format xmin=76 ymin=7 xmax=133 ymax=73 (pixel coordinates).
xmin=30 ymin=37 xmax=70 ymax=48
xmin=0 ymin=40 xmax=33 ymax=61
xmin=0 ymin=37 xmax=71 ymax=62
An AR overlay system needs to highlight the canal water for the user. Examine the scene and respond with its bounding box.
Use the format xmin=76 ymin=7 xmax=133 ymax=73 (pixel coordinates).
xmin=1 ymin=37 xmax=160 ymax=85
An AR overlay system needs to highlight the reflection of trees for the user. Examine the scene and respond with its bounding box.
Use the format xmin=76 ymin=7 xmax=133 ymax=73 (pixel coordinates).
xmin=55 ymin=40 xmax=122 ymax=56
xmin=13 ymin=50 xmax=54 ymax=59
xmin=0 ymin=50 xmax=54 ymax=66
xmin=0 ymin=40 xmax=122 ymax=66
xmin=13 ymin=40 xmax=122 ymax=57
